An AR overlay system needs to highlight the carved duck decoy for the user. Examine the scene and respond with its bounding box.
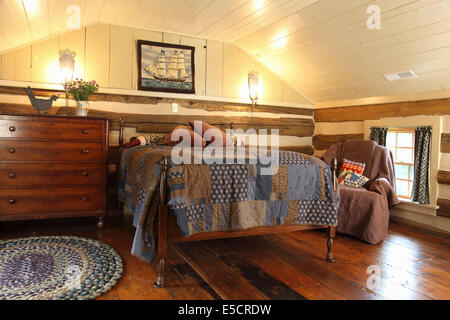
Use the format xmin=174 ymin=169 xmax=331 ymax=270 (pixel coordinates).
xmin=24 ymin=86 xmax=59 ymax=115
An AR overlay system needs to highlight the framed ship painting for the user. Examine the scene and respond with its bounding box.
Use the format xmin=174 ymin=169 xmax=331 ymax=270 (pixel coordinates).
xmin=137 ymin=40 xmax=195 ymax=94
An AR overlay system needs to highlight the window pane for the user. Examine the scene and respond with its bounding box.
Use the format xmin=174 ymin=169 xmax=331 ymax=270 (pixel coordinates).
xmin=396 ymin=180 xmax=409 ymax=196
xmin=395 ymin=164 xmax=409 ymax=180
xmin=397 ymin=133 xmax=413 ymax=147
xmin=397 ymin=148 xmax=413 ymax=164
xmin=410 ymin=165 xmax=414 ymax=181
xmin=386 ymin=132 xmax=396 ymax=148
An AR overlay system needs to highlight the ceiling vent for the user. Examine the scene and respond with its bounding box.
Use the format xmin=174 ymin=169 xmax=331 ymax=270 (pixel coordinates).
xmin=383 ymin=70 xmax=418 ymax=82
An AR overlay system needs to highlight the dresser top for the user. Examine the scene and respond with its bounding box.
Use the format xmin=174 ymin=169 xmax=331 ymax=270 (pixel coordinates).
xmin=0 ymin=113 xmax=108 ymax=121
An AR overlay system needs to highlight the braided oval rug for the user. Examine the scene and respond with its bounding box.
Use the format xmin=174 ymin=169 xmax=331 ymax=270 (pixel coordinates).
xmin=0 ymin=236 xmax=123 ymax=300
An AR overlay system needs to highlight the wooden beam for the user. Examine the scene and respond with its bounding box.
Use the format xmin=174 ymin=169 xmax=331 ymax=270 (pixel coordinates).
xmin=312 ymin=134 xmax=364 ymax=150
xmin=437 ymin=170 xmax=450 ymax=185
xmin=0 ymin=85 xmax=313 ymax=116
xmin=0 ymin=103 xmax=314 ymax=137
xmin=437 ymin=198 xmax=450 ymax=218
xmin=279 ymin=145 xmax=314 ymax=155
xmin=315 ymin=98 xmax=450 ymax=122
xmin=442 ymin=133 xmax=450 ymax=153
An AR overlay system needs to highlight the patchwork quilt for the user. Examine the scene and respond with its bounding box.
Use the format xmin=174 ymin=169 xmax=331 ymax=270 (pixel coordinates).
xmin=118 ymin=146 xmax=339 ymax=262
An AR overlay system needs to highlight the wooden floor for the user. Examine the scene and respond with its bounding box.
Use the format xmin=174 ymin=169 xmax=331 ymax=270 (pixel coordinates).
xmin=1 ymin=217 xmax=449 ymax=300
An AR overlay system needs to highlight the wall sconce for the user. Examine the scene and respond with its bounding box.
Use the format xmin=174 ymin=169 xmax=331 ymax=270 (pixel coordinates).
xmin=248 ymin=70 xmax=259 ymax=105
xmin=59 ymin=49 xmax=76 ymax=87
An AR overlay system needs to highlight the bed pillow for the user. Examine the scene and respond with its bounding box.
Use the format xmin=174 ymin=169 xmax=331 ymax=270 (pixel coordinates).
xmin=164 ymin=125 xmax=206 ymax=147
xmin=122 ymin=133 xmax=167 ymax=148
xmin=340 ymin=171 xmax=370 ymax=188
xmin=338 ymin=159 xmax=366 ymax=183
xmin=188 ymin=120 xmax=235 ymax=147
xmin=139 ymin=134 xmax=167 ymax=146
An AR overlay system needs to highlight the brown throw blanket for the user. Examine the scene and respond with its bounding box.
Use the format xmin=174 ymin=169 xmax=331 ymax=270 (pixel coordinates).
xmin=322 ymin=140 xmax=400 ymax=244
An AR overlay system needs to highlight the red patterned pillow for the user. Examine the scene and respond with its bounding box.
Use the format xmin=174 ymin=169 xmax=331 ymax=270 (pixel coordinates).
xmin=338 ymin=159 xmax=366 ymax=184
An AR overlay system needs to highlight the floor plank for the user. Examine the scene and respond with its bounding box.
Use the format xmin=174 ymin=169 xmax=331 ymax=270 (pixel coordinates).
xmin=290 ymin=230 xmax=450 ymax=300
xmin=1 ymin=217 xmax=449 ymax=300
xmin=277 ymin=232 xmax=430 ymax=300
xmin=172 ymin=242 xmax=267 ymax=300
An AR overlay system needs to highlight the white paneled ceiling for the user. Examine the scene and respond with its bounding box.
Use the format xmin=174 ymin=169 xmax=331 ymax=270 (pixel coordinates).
xmin=1 ymin=0 xmax=450 ymax=103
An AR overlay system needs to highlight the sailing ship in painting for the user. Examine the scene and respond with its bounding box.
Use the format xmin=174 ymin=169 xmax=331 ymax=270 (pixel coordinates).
xmin=144 ymin=50 xmax=188 ymax=83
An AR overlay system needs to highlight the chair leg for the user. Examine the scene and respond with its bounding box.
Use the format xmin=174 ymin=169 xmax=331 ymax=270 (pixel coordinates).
xmin=326 ymin=226 xmax=336 ymax=263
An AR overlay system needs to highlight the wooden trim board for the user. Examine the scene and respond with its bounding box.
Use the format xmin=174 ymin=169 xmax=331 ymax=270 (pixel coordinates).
xmin=0 ymin=103 xmax=314 ymax=137
xmin=0 ymin=85 xmax=313 ymax=116
xmin=437 ymin=198 xmax=450 ymax=218
xmin=315 ymin=98 xmax=450 ymax=122
xmin=437 ymin=170 xmax=450 ymax=185
xmin=312 ymin=134 xmax=364 ymax=150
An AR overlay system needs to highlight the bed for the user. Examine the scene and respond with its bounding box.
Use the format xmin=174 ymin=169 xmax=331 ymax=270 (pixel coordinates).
xmin=117 ymin=119 xmax=339 ymax=288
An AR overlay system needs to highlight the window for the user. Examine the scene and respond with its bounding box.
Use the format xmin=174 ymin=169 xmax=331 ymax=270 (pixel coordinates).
xmin=386 ymin=128 xmax=415 ymax=199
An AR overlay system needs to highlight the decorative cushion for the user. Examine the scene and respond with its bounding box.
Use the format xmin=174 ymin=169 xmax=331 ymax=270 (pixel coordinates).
xmin=188 ymin=120 xmax=234 ymax=147
xmin=164 ymin=125 xmax=206 ymax=147
xmin=122 ymin=133 xmax=167 ymax=148
xmin=138 ymin=133 xmax=167 ymax=146
xmin=338 ymin=158 xmax=366 ymax=183
xmin=340 ymin=171 xmax=370 ymax=188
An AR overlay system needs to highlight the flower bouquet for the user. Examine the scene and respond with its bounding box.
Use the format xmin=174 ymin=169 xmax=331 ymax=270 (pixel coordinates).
xmin=63 ymin=78 xmax=99 ymax=116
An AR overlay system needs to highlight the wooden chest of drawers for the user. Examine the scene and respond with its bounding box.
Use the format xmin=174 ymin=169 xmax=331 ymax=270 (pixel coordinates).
xmin=0 ymin=114 xmax=109 ymax=227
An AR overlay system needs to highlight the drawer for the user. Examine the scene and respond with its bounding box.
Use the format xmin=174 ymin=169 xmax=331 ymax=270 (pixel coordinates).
xmin=0 ymin=118 xmax=104 ymax=141
xmin=0 ymin=163 xmax=105 ymax=187
xmin=0 ymin=140 xmax=104 ymax=162
xmin=0 ymin=187 xmax=105 ymax=216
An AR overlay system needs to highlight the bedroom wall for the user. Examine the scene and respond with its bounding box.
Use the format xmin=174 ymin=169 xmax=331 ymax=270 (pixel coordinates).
xmin=0 ymin=23 xmax=314 ymax=151
xmin=0 ymin=23 xmax=310 ymax=105
xmin=0 ymin=24 xmax=315 ymax=217
xmin=313 ymin=97 xmax=450 ymax=232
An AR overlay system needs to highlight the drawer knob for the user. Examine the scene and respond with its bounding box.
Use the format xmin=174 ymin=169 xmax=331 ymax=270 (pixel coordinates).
xmin=82 ymin=129 xmax=90 ymax=134
xmin=82 ymin=196 xmax=88 ymax=201
xmin=82 ymin=171 xmax=89 ymax=177
xmin=9 ymin=147 xmax=16 ymax=153
xmin=9 ymin=126 xmax=16 ymax=132
xmin=9 ymin=199 xmax=16 ymax=204
xmin=8 ymin=173 xmax=16 ymax=179
xmin=82 ymin=149 xmax=89 ymax=154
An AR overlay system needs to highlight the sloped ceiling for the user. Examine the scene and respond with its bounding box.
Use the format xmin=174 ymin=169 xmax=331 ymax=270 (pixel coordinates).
xmin=1 ymin=0 xmax=450 ymax=103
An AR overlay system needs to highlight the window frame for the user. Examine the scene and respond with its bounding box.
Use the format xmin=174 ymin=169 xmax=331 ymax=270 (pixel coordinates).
xmin=387 ymin=128 xmax=415 ymax=199
xmin=364 ymin=115 xmax=441 ymax=208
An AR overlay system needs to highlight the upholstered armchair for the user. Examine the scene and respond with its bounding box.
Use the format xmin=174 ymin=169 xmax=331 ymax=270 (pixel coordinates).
xmin=322 ymin=140 xmax=400 ymax=244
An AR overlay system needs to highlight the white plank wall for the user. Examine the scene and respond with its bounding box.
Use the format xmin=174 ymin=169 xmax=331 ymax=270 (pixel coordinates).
xmin=1 ymin=0 xmax=450 ymax=103
xmin=85 ymin=24 xmax=110 ymax=87
xmin=205 ymin=40 xmax=223 ymax=97
xmin=110 ymin=26 xmax=133 ymax=89
xmin=32 ymin=37 xmax=59 ymax=83
xmin=0 ymin=23 xmax=310 ymax=106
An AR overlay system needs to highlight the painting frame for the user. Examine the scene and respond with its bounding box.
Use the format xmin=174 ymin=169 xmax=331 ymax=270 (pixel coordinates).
xmin=137 ymin=40 xmax=196 ymax=94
